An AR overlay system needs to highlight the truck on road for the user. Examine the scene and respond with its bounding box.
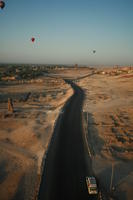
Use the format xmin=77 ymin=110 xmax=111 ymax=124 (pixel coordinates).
xmin=86 ymin=177 xmax=98 ymax=195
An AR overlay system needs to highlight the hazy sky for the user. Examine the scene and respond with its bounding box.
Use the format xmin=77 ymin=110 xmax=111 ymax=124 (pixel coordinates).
xmin=0 ymin=0 xmax=133 ymax=65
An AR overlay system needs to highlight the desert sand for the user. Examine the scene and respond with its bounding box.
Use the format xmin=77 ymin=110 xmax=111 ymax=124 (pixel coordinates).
xmin=0 ymin=76 xmax=73 ymax=200
xmin=0 ymin=66 xmax=133 ymax=200
xmin=77 ymin=68 xmax=133 ymax=200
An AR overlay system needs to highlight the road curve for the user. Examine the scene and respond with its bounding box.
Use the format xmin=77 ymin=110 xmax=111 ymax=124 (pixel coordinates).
xmin=38 ymin=82 xmax=97 ymax=200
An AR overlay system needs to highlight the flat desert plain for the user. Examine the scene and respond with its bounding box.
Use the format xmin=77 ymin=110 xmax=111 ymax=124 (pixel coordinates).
xmin=0 ymin=76 xmax=73 ymax=200
xmin=77 ymin=68 xmax=133 ymax=200
xmin=0 ymin=66 xmax=133 ymax=200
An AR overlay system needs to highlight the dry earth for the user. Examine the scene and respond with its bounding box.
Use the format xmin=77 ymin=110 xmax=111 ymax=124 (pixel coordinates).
xmin=0 ymin=76 xmax=73 ymax=200
xmin=77 ymin=69 xmax=133 ymax=200
xmin=47 ymin=67 xmax=92 ymax=79
xmin=0 ymin=66 xmax=133 ymax=200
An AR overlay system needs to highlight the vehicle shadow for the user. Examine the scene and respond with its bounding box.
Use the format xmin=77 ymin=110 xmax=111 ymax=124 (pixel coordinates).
xmin=94 ymin=159 xmax=133 ymax=199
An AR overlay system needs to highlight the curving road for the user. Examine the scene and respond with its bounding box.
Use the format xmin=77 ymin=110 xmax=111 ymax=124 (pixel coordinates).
xmin=38 ymin=82 xmax=97 ymax=200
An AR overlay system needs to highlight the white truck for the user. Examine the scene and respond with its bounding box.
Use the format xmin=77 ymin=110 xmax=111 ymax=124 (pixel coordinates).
xmin=86 ymin=177 xmax=98 ymax=195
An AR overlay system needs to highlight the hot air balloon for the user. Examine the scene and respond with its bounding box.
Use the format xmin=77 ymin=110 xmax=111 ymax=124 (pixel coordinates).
xmin=0 ymin=1 xmax=5 ymax=9
xmin=31 ymin=37 xmax=35 ymax=42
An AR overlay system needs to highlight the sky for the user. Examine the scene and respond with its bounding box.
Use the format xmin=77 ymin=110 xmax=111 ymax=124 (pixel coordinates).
xmin=0 ymin=0 xmax=133 ymax=65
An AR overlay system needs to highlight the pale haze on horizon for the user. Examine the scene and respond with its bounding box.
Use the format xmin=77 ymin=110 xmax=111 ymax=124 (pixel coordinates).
xmin=0 ymin=0 xmax=133 ymax=65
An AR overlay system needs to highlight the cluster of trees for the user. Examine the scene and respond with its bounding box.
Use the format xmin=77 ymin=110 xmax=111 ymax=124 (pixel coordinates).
xmin=0 ymin=65 xmax=49 ymax=80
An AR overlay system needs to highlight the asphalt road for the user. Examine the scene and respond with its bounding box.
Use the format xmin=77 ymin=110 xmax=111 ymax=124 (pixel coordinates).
xmin=38 ymin=82 xmax=97 ymax=200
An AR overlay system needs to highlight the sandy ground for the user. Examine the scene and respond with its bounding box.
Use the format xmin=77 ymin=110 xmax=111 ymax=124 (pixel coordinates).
xmin=0 ymin=66 xmax=133 ymax=200
xmin=47 ymin=67 xmax=92 ymax=79
xmin=0 ymin=76 xmax=73 ymax=200
xmin=77 ymin=70 xmax=133 ymax=200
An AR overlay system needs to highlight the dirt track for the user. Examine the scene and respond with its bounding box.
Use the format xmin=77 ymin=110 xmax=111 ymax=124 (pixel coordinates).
xmin=38 ymin=82 xmax=97 ymax=200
